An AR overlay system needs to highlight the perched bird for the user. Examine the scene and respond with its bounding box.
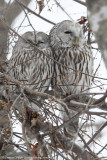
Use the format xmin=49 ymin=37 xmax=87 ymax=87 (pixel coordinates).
xmin=8 ymin=31 xmax=53 ymax=93
xmin=49 ymin=20 xmax=93 ymax=138
xmin=8 ymin=31 xmax=53 ymax=139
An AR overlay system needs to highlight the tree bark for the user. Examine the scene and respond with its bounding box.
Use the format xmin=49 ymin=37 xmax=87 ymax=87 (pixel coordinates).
xmin=0 ymin=0 xmax=31 ymax=66
xmin=86 ymin=0 xmax=107 ymax=69
xmin=0 ymin=0 xmax=32 ymax=158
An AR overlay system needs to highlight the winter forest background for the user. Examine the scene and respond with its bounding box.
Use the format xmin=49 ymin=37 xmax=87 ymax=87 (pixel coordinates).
xmin=0 ymin=0 xmax=107 ymax=160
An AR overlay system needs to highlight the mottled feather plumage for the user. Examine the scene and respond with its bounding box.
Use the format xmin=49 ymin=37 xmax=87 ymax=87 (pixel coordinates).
xmin=49 ymin=20 xmax=93 ymax=138
xmin=8 ymin=31 xmax=53 ymax=93
xmin=8 ymin=31 xmax=53 ymax=139
xmin=50 ymin=20 xmax=93 ymax=95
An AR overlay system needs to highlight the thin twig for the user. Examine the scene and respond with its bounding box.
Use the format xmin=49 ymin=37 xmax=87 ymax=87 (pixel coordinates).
xmin=11 ymin=93 xmax=23 ymax=122
xmin=93 ymin=91 xmax=107 ymax=105
xmin=97 ymin=144 xmax=107 ymax=155
xmin=84 ymin=121 xmax=107 ymax=148
xmin=63 ymin=92 xmax=105 ymax=102
xmin=54 ymin=0 xmax=74 ymax=21
xmin=15 ymin=0 xmax=55 ymax=25
xmin=1 ymin=16 xmax=107 ymax=82
xmin=49 ymin=146 xmax=69 ymax=160
xmin=86 ymin=111 xmax=107 ymax=116
xmin=23 ymin=8 xmax=36 ymax=32
xmin=0 ymin=73 xmax=106 ymax=113
xmin=67 ymin=100 xmax=100 ymax=110
xmin=78 ymin=133 xmax=93 ymax=152
xmin=73 ymin=0 xmax=86 ymax=6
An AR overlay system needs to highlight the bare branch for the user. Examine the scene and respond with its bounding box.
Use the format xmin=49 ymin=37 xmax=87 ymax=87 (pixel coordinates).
xmin=0 ymin=0 xmax=32 ymax=63
xmin=1 ymin=15 xmax=107 ymax=85
xmin=55 ymin=132 xmax=101 ymax=160
xmin=0 ymin=0 xmax=107 ymax=159
xmin=1 ymin=73 xmax=51 ymax=100
xmin=54 ymin=0 xmax=74 ymax=21
xmin=0 ymin=0 xmax=5 ymax=6
xmin=66 ymin=100 xmax=101 ymax=111
xmin=15 ymin=0 xmax=55 ymax=25
xmin=86 ymin=111 xmax=107 ymax=116
xmin=97 ymin=144 xmax=107 ymax=155
xmin=63 ymin=92 xmax=105 ymax=102
xmin=73 ymin=0 xmax=86 ymax=6
xmin=84 ymin=121 xmax=107 ymax=148
xmin=5 ymin=0 xmax=32 ymax=25
xmin=1 ymin=72 xmax=107 ymax=115
xmin=93 ymin=91 xmax=107 ymax=105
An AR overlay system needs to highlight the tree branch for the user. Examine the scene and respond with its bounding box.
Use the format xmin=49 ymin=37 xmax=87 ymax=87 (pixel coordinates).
xmin=1 ymin=72 xmax=107 ymax=113
xmin=0 ymin=0 xmax=32 ymax=62
xmin=73 ymin=0 xmax=86 ymax=6
xmin=84 ymin=121 xmax=107 ymax=147
xmin=54 ymin=0 xmax=74 ymax=21
xmin=15 ymin=0 xmax=56 ymax=25
xmin=1 ymin=12 xmax=107 ymax=84
xmin=5 ymin=0 xmax=32 ymax=24
xmin=55 ymin=132 xmax=101 ymax=160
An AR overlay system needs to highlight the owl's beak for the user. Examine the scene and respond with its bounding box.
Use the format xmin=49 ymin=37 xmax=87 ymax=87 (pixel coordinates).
xmin=32 ymin=40 xmax=36 ymax=45
xmin=33 ymin=42 xmax=38 ymax=46
xmin=72 ymin=36 xmax=79 ymax=47
xmin=74 ymin=36 xmax=79 ymax=43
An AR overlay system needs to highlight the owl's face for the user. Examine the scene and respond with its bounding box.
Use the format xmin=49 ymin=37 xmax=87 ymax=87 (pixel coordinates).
xmin=57 ymin=20 xmax=84 ymax=47
xmin=35 ymin=32 xmax=50 ymax=50
xmin=17 ymin=31 xmax=35 ymax=48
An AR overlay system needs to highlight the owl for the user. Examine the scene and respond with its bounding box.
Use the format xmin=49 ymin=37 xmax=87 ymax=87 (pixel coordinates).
xmin=49 ymin=20 xmax=93 ymax=138
xmin=7 ymin=31 xmax=53 ymax=139
xmin=8 ymin=31 xmax=53 ymax=93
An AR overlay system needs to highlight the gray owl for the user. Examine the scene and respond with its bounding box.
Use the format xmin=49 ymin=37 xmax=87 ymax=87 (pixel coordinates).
xmin=8 ymin=31 xmax=53 ymax=139
xmin=49 ymin=20 xmax=93 ymax=138
xmin=9 ymin=31 xmax=53 ymax=93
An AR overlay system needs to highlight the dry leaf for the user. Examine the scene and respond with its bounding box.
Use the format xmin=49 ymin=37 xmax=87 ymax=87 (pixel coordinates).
xmin=77 ymin=16 xmax=87 ymax=24
xmin=32 ymin=143 xmax=39 ymax=157
xmin=37 ymin=0 xmax=44 ymax=14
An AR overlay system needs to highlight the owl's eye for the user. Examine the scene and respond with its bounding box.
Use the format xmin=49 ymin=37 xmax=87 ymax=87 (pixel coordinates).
xmin=38 ymin=41 xmax=44 ymax=44
xmin=64 ymin=31 xmax=73 ymax=34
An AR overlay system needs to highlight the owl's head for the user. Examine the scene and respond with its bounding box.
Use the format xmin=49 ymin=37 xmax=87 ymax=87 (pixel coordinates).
xmin=35 ymin=32 xmax=50 ymax=50
xmin=50 ymin=20 xmax=85 ymax=48
xmin=17 ymin=31 xmax=35 ymax=48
